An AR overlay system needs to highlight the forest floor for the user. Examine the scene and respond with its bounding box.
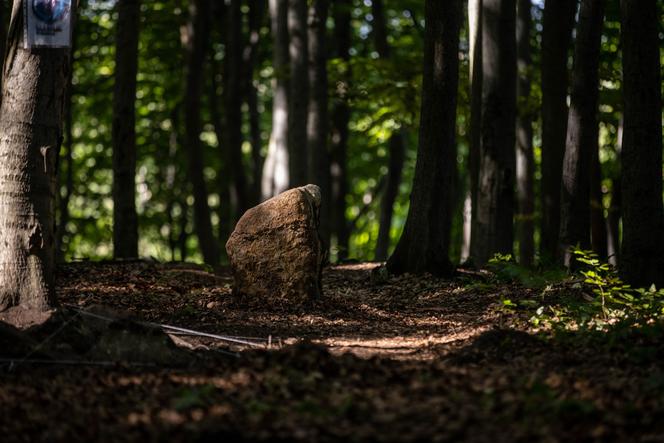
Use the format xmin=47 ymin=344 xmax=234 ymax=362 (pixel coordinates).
xmin=2 ymin=261 xmax=664 ymax=442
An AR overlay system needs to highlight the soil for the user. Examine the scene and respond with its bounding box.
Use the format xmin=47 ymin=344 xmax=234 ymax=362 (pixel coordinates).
xmin=1 ymin=261 xmax=664 ymax=442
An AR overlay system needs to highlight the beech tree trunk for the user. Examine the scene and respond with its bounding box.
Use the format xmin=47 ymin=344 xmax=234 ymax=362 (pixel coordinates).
xmin=112 ymin=0 xmax=140 ymax=259
xmin=539 ymin=0 xmax=576 ymax=263
xmin=559 ymin=0 xmax=604 ymax=267
xmin=619 ymin=0 xmax=664 ymax=288
xmin=590 ymin=141 xmax=607 ymax=259
xmin=331 ymin=0 xmax=351 ymax=260
xmin=515 ymin=0 xmax=534 ymax=267
xmin=473 ymin=0 xmax=517 ymax=266
xmin=225 ymin=0 xmax=249 ymax=216
xmin=373 ymin=0 xmax=406 ymax=262
xmin=387 ymin=0 xmax=461 ymax=276
xmin=466 ymin=0 xmax=482 ymax=264
xmin=262 ymin=0 xmax=290 ymax=199
xmin=245 ymin=0 xmax=267 ymax=205
xmin=0 ymin=0 xmax=72 ymax=322
xmin=183 ymin=0 xmax=219 ymax=265
xmin=287 ymin=0 xmax=309 ymax=188
xmin=307 ymin=0 xmax=331 ymax=251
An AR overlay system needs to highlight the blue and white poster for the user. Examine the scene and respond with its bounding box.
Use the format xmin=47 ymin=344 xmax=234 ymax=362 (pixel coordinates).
xmin=24 ymin=0 xmax=73 ymax=48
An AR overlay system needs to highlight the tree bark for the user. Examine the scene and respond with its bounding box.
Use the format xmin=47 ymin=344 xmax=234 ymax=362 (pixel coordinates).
xmin=559 ymin=0 xmax=604 ymax=267
xmin=515 ymin=0 xmax=534 ymax=267
xmin=307 ymin=0 xmax=331 ymax=252
xmin=0 ymin=0 xmax=72 ymax=321
xmin=287 ymin=0 xmax=309 ymax=188
xmin=331 ymin=0 xmax=351 ymax=260
xmin=606 ymin=118 xmax=622 ymax=266
xmin=224 ymin=0 xmax=249 ymax=216
xmin=112 ymin=0 xmax=140 ymax=259
xmin=372 ymin=0 xmax=406 ymax=262
xmin=540 ymin=0 xmax=576 ymax=263
xmin=262 ymin=0 xmax=290 ymax=199
xmin=590 ymin=139 xmax=607 ymax=259
xmin=473 ymin=0 xmax=517 ymax=266
xmin=387 ymin=0 xmax=461 ymax=276
xmin=619 ymin=0 xmax=664 ymax=288
xmin=245 ymin=0 xmax=267 ymax=206
xmin=466 ymin=0 xmax=482 ymax=264
xmin=183 ymin=0 xmax=219 ymax=265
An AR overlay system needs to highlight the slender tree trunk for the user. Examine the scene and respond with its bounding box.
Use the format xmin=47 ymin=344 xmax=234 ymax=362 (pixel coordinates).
xmin=331 ymin=0 xmax=351 ymax=260
xmin=473 ymin=0 xmax=517 ymax=266
xmin=387 ymin=0 xmax=461 ymax=276
xmin=619 ymin=0 xmax=664 ymax=288
xmin=559 ymin=0 xmax=604 ymax=267
xmin=112 ymin=0 xmax=140 ymax=259
xmin=467 ymin=0 xmax=482 ymax=264
xmin=372 ymin=0 xmax=406 ymax=262
xmin=287 ymin=0 xmax=309 ymax=187
xmin=376 ymin=133 xmax=405 ymax=261
xmin=540 ymin=0 xmax=576 ymax=264
xmin=515 ymin=0 xmax=534 ymax=267
xmin=262 ymin=0 xmax=290 ymax=199
xmin=224 ymin=0 xmax=249 ymax=216
xmin=244 ymin=0 xmax=267 ymax=206
xmin=183 ymin=0 xmax=219 ymax=265
xmin=307 ymin=0 xmax=331 ymax=252
xmin=590 ymin=141 xmax=607 ymax=259
xmin=0 ymin=0 xmax=72 ymax=323
xmin=606 ymin=118 xmax=622 ymax=266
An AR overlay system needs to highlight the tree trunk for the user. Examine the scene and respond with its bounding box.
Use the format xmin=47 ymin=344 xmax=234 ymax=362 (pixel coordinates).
xmin=224 ymin=0 xmax=249 ymax=216
xmin=0 ymin=0 xmax=72 ymax=322
xmin=559 ymin=0 xmax=604 ymax=267
xmin=466 ymin=0 xmax=482 ymax=264
xmin=515 ymin=0 xmax=534 ymax=267
xmin=606 ymin=117 xmax=622 ymax=266
xmin=307 ymin=0 xmax=331 ymax=252
xmin=372 ymin=0 xmax=406 ymax=262
xmin=245 ymin=0 xmax=267 ymax=206
xmin=539 ymin=0 xmax=576 ymax=264
xmin=387 ymin=0 xmax=461 ymax=276
xmin=183 ymin=0 xmax=219 ymax=265
xmin=590 ymin=140 xmax=607 ymax=259
xmin=287 ymin=0 xmax=309 ymax=188
xmin=619 ymin=0 xmax=664 ymax=288
xmin=112 ymin=0 xmax=140 ymax=259
xmin=473 ymin=0 xmax=517 ymax=266
xmin=376 ymin=133 xmax=405 ymax=261
xmin=331 ymin=0 xmax=351 ymax=260
xmin=262 ymin=0 xmax=290 ymax=199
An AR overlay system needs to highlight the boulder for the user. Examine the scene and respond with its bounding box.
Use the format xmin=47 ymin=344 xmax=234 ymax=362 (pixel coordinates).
xmin=226 ymin=185 xmax=323 ymax=306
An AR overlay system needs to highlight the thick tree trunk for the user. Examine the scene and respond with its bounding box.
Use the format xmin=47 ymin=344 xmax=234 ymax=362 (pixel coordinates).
xmin=183 ymin=0 xmax=219 ymax=265
xmin=466 ymin=0 xmax=482 ymax=264
xmin=619 ymin=0 xmax=664 ymax=288
xmin=307 ymin=0 xmax=331 ymax=252
xmin=0 ymin=0 xmax=72 ymax=322
xmin=262 ymin=0 xmax=290 ymax=199
xmin=559 ymin=0 xmax=604 ymax=267
xmin=539 ymin=0 xmax=576 ymax=264
xmin=287 ymin=0 xmax=309 ymax=188
xmin=515 ymin=0 xmax=534 ymax=267
xmin=245 ymin=0 xmax=267 ymax=206
xmin=224 ymin=0 xmax=249 ymax=216
xmin=387 ymin=0 xmax=461 ymax=276
xmin=112 ymin=0 xmax=140 ymax=259
xmin=473 ymin=0 xmax=517 ymax=266
xmin=372 ymin=0 xmax=406 ymax=262
xmin=331 ymin=0 xmax=351 ymax=260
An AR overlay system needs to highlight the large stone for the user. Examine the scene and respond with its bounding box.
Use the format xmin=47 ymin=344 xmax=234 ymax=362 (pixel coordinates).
xmin=226 ymin=185 xmax=323 ymax=305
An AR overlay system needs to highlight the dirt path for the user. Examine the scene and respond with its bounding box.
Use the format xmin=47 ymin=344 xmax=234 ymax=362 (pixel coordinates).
xmin=1 ymin=262 xmax=663 ymax=442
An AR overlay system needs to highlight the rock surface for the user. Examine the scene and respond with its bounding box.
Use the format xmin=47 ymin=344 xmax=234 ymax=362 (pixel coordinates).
xmin=226 ymin=185 xmax=323 ymax=306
